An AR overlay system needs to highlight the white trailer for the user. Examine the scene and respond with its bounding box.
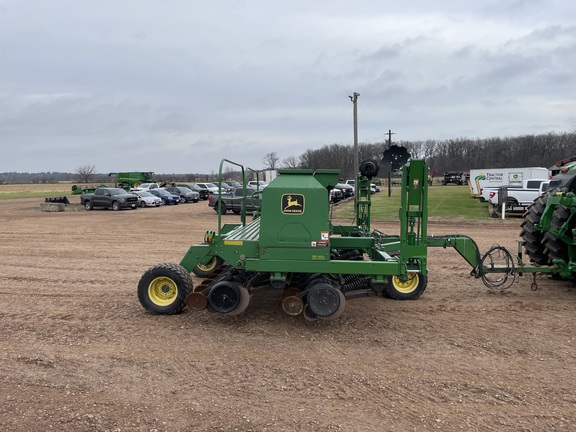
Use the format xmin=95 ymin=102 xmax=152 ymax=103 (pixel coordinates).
xmin=468 ymin=167 xmax=549 ymax=200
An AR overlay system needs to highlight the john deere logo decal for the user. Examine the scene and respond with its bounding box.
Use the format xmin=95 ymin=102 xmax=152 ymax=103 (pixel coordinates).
xmin=282 ymin=194 xmax=304 ymax=214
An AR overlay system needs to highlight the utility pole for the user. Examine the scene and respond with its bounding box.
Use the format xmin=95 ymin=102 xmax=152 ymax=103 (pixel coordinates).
xmin=349 ymin=92 xmax=360 ymax=181
xmin=387 ymin=129 xmax=395 ymax=197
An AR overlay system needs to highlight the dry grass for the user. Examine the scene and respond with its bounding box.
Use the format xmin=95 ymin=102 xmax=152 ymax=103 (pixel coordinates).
xmin=0 ymin=183 xmax=113 ymax=195
xmin=0 ymin=183 xmax=72 ymax=194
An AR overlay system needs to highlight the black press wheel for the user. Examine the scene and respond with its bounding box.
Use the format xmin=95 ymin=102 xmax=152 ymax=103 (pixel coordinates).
xmin=138 ymin=262 xmax=193 ymax=314
xmin=207 ymin=281 xmax=249 ymax=314
xmin=192 ymin=256 xmax=224 ymax=277
xmin=306 ymin=283 xmax=346 ymax=319
xmin=382 ymin=273 xmax=427 ymax=300
xmin=359 ymin=159 xmax=379 ymax=179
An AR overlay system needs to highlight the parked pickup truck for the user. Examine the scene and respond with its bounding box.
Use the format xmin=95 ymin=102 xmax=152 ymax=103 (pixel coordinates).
xmin=480 ymin=178 xmax=549 ymax=203
xmin=208 ymin=187 xmax=262 ymax=214
xmin=81 ymin=187 xmax=139 ymax=211
xmin=487 ymin=179 xmax=549 ymax=214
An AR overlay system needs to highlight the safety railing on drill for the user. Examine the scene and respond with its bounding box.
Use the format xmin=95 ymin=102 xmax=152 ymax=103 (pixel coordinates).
xmin=215 ymin=159 xmax=264 ymax=235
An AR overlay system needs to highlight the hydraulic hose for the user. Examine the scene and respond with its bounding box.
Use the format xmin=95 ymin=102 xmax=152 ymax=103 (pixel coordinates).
xmin=479 ymin=244 xmax=517 ymax=290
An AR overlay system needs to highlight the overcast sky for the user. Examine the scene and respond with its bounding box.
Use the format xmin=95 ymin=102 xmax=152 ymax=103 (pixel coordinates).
xmin=1 ymin=0 xmax=575 ymax=174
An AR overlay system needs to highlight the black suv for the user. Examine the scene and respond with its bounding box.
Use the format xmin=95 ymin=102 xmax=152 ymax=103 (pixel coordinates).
xmin=176 ymin=183 xmax=210 ymax=200
xmin=334 ymin=183 xmax=355 ymax=198
xmin=441 ymin=172 xmax=464 ymax=185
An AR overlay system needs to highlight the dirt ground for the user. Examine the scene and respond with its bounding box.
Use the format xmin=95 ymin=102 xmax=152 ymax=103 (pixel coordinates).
xmin=1 ymin=196 xmax=576 ymax=432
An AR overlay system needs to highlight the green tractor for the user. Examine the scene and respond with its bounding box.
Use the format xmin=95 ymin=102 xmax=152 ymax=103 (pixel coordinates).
xmin=521 ymin=156 xmax=576 ymax=277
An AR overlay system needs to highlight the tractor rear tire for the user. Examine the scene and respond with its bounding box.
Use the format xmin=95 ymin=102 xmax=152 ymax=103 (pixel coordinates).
xmin=520 ymin=194 xmax=551 ymax=265
xmin=192 ymin=256 xmax=224 ymax=277
xmin=382 ymin=274 xmax=427 ymax=300
xmin=543 ymin=204 xmax=572 ymax=264
xmin=138 ymin=262 xmax=193 ymax=314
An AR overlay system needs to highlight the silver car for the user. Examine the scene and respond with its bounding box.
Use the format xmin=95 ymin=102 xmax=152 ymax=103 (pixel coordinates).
xmin=132 ymin=190 xmax=163 ymax=207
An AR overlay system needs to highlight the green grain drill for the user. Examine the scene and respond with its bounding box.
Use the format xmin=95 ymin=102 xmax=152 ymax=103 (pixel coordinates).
xmin=137 ymin=155 xmax=575 ymax=321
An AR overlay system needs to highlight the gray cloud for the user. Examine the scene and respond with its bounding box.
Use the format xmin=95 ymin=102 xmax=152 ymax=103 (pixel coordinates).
xmin=0 ymin=1 xmax=575 ymax=173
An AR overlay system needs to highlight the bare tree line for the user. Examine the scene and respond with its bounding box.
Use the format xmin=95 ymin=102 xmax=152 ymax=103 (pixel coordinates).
xmin=0 ymin=170 xmax=218 ymax=185
xmin=268 ymin=131 xmax=576 ymax=179
xmin=2 ymin=131 xmax=574 ymax=184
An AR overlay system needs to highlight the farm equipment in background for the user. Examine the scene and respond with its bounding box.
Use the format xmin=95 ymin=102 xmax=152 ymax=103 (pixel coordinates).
xmin=45 ymin=196 xmax=70 ymax=204
xmin=71 ymin=185 xmax=101 ymax=195
xmin=137 ymin=152 xmax=576 ymax=322
xmin=108 ymin=172 xmax=156 ymax=190
xmin=548 ymin=155 xmax=576 ymax=177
